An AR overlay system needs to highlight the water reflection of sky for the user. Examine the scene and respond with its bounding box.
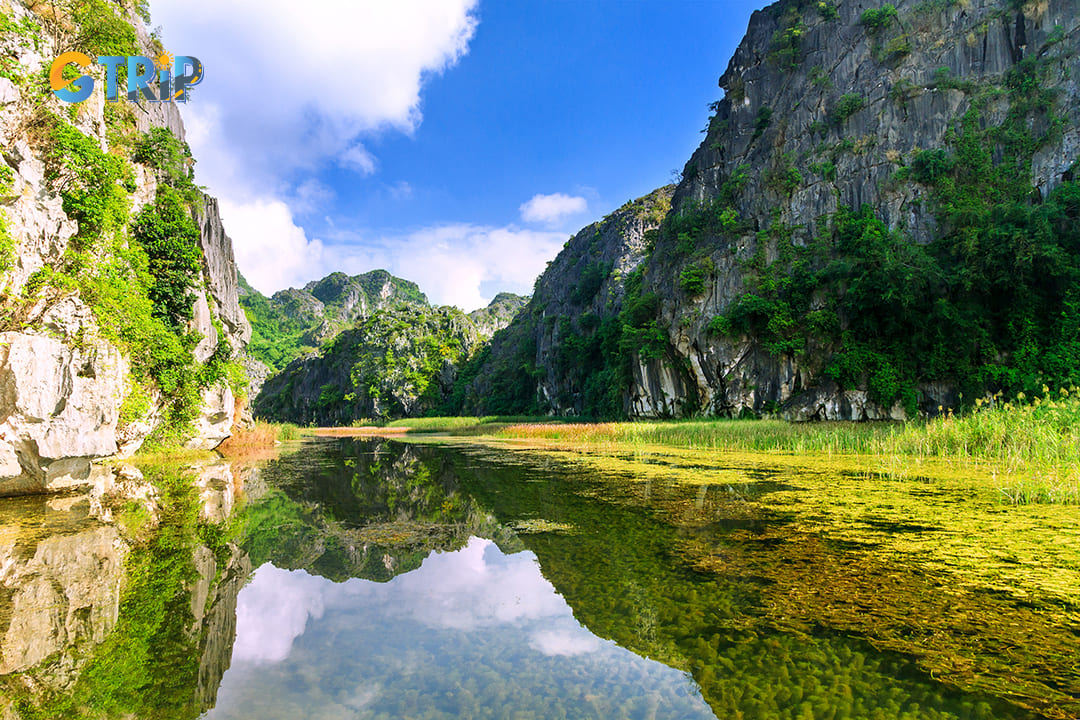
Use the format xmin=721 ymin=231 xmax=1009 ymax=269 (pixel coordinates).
xmin=204 ymin=537 xmax=715 ymax=719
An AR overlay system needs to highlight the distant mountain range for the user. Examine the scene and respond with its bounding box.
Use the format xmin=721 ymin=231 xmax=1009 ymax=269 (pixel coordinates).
xmin=239 ymin=270 xmax=527 ymax=422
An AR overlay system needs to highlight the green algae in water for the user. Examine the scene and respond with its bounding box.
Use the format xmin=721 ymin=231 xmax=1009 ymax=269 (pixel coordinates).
xmin=3 ymin=435 xmax=1074 ymax=719
xmin=224 ymin=437 xmax=1058 ymax=719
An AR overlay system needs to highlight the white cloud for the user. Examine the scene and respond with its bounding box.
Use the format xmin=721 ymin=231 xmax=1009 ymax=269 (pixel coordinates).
xmin=339 ymin=144 xmax=377 ymax=175
xmin=388 ymin=181 xmax=413 ymax=200
xmin=232 ymin=564 xmax=326 ymax=664
xmin=154 ymin=0 xmax=478 ymax=194
xmin=218 ymin=197 xmax=324 ymax=294
xmin=366 ymin=224 xmax=564 ymax=311
xmin=227 ymin=197 xmax=563 ymax=309
xmin=291 ymin=178 xmax=335 ymax=215
xmin=152 ymin=0 xmax=480 ymax=294
xmin=520 ymin=193 xmax=588 ymax=225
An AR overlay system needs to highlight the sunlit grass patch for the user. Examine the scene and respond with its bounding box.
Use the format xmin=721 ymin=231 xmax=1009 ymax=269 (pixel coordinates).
xmin=386 ymin=416 xmax=483 ymax=432
xmin=386 ymin=415 xmax=561 ymax=433
xmin=489 ymin=419 xmax=894 ymax=455
xmin=472 ymin=390 xmax=1080 ymax=504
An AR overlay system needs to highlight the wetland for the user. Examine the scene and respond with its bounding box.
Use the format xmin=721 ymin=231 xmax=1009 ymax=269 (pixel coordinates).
xmin=1 ymin=434 xmax=1077 ymax=719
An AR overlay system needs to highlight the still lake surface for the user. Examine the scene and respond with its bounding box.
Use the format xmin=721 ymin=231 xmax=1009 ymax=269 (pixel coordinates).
xmin=1 ymin=436 xmax=1077 ymax=718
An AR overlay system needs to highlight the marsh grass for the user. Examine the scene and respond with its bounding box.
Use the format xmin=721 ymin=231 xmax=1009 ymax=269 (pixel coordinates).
xmin=471 ymin=390 xmax=1080 ymax=505
xmin=275 ymin=422 xmax=302 ymax=441
xmin=386 ymin=415 xmax=556 ymax=433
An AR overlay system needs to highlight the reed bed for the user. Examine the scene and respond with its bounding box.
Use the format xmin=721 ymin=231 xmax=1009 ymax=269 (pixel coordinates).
xmin=386 ymin=416 xmax=556 ymax=433
xmin=481 ymin=389 xmax=1080 ymax=504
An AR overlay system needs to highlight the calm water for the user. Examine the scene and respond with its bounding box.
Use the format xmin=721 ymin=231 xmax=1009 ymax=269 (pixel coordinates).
xmin=1 ymin=436 xmax=1075 ymax=718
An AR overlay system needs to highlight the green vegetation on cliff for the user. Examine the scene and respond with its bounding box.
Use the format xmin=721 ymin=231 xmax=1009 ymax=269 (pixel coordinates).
xmin=255 ymin=303 xmax=484 ymax=424
xmin=447 ymin=1 xmax=1080 ymax=422
xmin=246 ymin=272 xmax=527 ymax=423
xmin=239 ymin=269 xmax=431 ymax=372
xmin=709 ymin=56 xmax=1079 ymax=414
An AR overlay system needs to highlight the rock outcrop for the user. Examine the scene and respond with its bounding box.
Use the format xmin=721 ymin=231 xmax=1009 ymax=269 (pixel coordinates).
xmin=250 ymin=275 xmax=527 ymax=423
xmin=633 ymin=0 xmax=1079 ymax=420
xmin=465 ymin=0 xmax=1080 ymax=420
xmin=0 ymin=2 xmax=251 ymax=493
xmin=459 ymin=188 xmax=672 ymax=416
xmin=256 ymin=303 xmax=489 ymax=423
xmin=241 ymin=268 xmax=438 ymax=374
xmin=0 ymin=333 xmax=126 ymax=496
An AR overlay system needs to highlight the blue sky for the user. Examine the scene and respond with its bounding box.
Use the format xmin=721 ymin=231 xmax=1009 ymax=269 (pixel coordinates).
xmin=153 ymin=0 xmax=765 ymax=309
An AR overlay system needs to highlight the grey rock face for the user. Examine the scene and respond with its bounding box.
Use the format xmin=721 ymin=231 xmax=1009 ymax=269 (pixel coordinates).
xmin=642 ymin=0 xmax=1080 ymax=419
xmin=474 ymin=0 xmax=1079 ymax=420
xmin=0 ymin=5 xmax=252 ymax=490
xmin=195 ymin=196 xmax=252 ymax=351
xmin=185 ymin=382 xmax=236 ymax=451
xmin=463 ymin=188 xmax=672 ymax=415
xmin=467 ymin=292 xmax=529 ymax=339
xmin=0 ymin=333 xmax=126 ymax=496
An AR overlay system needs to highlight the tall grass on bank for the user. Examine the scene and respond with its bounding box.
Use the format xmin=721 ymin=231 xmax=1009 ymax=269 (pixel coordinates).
xmin=385 ymin=416 xmax=555 ymax=433
xmin=216 ymin=421 xmax=299 ymax=452
xmin=485 ymin=389 xmax=1080 ymax=505
xmin=885 ymin=389 xmax=1080 ymax=504
xmin=489 ymin=419 xmax=895 ymax=454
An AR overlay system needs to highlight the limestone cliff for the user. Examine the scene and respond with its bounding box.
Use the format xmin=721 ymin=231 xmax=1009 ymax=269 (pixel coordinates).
xmin=466 ymin=0 xmax=1080 ymax=420
xmin=256 ymin=302 xmax=488 ymax=423
xmin=456 ymin=188 xmax=672 ymax=416
xmin=0 ymin=0 xmax=251 ymax=494
xmin=240 ymin=269 xmax=429 ymax=374
xmin=249 ymin=271 xmax=526 ymax=423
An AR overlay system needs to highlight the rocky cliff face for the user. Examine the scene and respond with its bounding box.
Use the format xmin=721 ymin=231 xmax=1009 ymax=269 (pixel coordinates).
xmin=256 ymin=303 xmax=487 ymax=423
xmin=467 ymin=0 xmax=1080 ymax=420
xmin=465 ymin=291 xmax=528 ymax=337
xmin=458 ymin=188 xmax=672 ymax=416
xmin=640 ymin=0 xmax=1080 ymax=420
xmin=241 ymin=269 xmax=430 ymax=375
xmin=249 ymin=272 xmax=527 ymax=423
xmin=0 ymin=1 xmax=251 ymax=494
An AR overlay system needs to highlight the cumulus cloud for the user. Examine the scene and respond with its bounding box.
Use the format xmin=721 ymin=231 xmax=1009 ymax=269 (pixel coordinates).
xmin=154 ymin=0 xmax=478 ymax=194
xmin=290 ymin=178 xmax=335 ymax=216
xmin=519 ymin=193 xmax=588 ymax=225
xmin=225 ymin=197 xmax=563 ymax=310
xmin=218 ymin=197 xmax=324 ymax=294
xmin=221 ymin=197 xmax=562 ymax=309
xmin=365 ymin=224 xmax=564 ymax=311
xmin=153 ymin=0 xmax=480 ymax=293
xmin=232 ymin=564 xmax=327 ymax=664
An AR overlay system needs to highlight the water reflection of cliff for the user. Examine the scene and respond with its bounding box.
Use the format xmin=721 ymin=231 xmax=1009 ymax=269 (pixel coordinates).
xmin=0 ymin=459 xmax=252 ymax=719
xmin=239 ymin=437 xmax=522 ymax=583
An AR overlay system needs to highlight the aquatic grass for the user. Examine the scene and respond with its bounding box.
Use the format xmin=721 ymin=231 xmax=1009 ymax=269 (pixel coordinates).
xmin=386 ymin=416 xmax=483 ymax=432
xmin=475 ymin=391 xmax=1080 ymax=504
xmin=488 ymin=418 xmax=896 ymax=455
xmin=276 ymin=422 xmax=301 ymax=441
xmin=217 ymin=421 xmax=281 ymax=450
xmin=387 ymin=415 xmax=559 ymax=433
